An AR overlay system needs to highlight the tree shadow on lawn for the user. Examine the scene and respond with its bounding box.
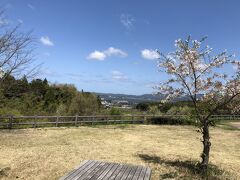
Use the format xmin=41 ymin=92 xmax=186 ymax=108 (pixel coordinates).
xmin=138 ymin=154 xmax=228 ymax=179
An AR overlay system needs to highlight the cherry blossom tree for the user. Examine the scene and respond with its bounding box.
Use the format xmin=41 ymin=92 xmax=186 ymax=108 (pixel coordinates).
xmin=156 ymin=36 xmax=240 ymax=173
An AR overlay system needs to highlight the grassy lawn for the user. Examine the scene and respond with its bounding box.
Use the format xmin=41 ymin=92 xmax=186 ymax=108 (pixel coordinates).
xmin=0 ymin=125 xmax=239 ymax=179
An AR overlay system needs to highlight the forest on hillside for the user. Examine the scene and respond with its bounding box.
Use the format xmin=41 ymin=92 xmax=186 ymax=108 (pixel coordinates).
xmin=0 ymin=75 xmax=101 ymax=116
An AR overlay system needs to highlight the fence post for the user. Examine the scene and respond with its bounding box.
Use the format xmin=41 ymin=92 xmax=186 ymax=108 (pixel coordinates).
xmin=8 ymin=115 xmax=13 ymax=129
xmin=92 ymin=116 xmax=94 ymax=126
xmin=144 ymin=115 xmax=147 ymax=124
xmin=33 ymin=115 xmax=37 ymax=128
xmin=56 ymin=116 xmax=59 ymax=127
xmin=75 ymin=115 xmax=78 ymax=126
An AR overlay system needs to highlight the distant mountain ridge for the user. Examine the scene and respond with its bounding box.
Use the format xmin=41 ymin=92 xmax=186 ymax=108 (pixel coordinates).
xmin=94 ymin=92 xmax=164 ymax=104
xmin=94 ymin=92 xmax=203 ymax=104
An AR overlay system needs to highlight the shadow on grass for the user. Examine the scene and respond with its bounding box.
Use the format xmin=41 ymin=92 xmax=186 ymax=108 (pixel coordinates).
xmin=138 ymin=154 xmax=226 ymax=179
xmin=91 ymin=124 xmax=136 ymax=130
xmin=0 ymin=167 xmax=10 ymax=178
xmin=216 ymin=122 xmax=240 ymax=131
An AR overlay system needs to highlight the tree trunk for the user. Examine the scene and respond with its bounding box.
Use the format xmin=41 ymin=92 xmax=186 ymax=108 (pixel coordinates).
xmin=201 ymin=119 xmax=211 ymax=174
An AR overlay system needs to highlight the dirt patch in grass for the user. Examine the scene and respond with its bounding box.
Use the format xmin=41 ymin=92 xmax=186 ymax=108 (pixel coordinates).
xmin=0 ymin=125 xmax=239 ymax=179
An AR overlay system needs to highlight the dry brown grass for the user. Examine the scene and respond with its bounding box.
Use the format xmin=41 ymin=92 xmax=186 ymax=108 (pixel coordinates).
xmin=229 ymin=122 xmax=240 ymax=129
xmin=0 ymin=125 xmax=239 ymax=179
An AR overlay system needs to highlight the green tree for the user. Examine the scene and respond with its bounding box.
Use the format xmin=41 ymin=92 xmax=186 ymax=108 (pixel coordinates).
xmin=68 ymin=92 xmax=99 ymax=115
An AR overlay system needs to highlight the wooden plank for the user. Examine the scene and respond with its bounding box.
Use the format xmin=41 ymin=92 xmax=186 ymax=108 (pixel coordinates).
xmin=143 ymin=167 xmax=151 ymax=180
xmin=75 ymin=161 xmax=102 ymax=180
xmin=71 ymin=161 xmax=98 ymax=180
xmin=101 ymin=164 xmax=119 ymax=180
xmin=120 ymin=166 xmax=132 ymax=180
xmin=112 ymin=165 xmax=128 ymax=180
xmin=108 ymin=164 xmax=124 ymax=180
xmin=96 ymin=163 xmax=115 ymax=180
xmin=59 ymin=160 xmax=90 ymax=180
xmin=132 ymin=166 xmax=143 ymax=180
xmin=63 ymin=160 xmax=95 ymax=180
xmin=137 ymin=167 xmax=147 ymax=180
xmin=126 ymin=166 xmax=139 ymax=180
xmin=81 ymin=162 xmax=106 ymax=180
xmin=89 ymin=163 xmax=111 ymax=180
xmin=88 ymin=162 xmax=112 ymax=180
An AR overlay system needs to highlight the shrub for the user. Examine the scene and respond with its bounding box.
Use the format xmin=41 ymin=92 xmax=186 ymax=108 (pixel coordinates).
xmin=146 ymin=115 xmax=197 ymax=125
xmin=109 ymin=108 xmax=122 ymax=115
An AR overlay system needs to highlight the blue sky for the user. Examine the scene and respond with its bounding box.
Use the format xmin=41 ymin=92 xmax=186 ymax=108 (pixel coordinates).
xmin=1 ymin=0 xmax=240 ymax=95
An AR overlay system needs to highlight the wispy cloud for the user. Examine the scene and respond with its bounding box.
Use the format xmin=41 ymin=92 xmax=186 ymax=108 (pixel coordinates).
xmin=111 ymin=70 xmax=128 ymax=81
xmin=141 ymin=49 xmax=159 ymax=60
xmin=41 ymin=68 xmax=59 ymax=77
xmin=105 ymin=47 xmax=127 ymax=57
xmin=120 ymin=14 xmax=135 ymax=30
xmin=17 ymin=19 xmax=23 ymax=24
xmin=40 ymin=36 xmax=54 ymax=47
xmin=27 ymin=4 xmax=35 ymax=10
xmin=87 ymin=47 xmax=127 ymax=61
xmin=0 ymin=18 xmax=9 ymax=26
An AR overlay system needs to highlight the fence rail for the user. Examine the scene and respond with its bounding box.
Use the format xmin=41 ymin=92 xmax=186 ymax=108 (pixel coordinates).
xmin=0 ymin=115 xmax=147 ymax=129
xmin=0 ymin=114 xmax=239 ymax=129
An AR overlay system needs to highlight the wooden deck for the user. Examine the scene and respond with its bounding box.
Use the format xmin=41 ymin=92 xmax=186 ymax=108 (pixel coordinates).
xmin=60 ymin=160 xmax=151 ymax=180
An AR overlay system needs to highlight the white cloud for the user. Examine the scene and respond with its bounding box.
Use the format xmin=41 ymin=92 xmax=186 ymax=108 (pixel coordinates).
xmin=141 ymin=49 xmax=159 ymax=60
xmin=111 ymin=70 xmax=128 ymax=81
xmin=120 ymin=14 xmax=135 ymax=30
xmin=27 ymin=4 xmax=35 ymax=10
xmin=104 ymin=47 xmax=127 ymax=57
xmin=87 ymin=51 xmax=106 ymax=61
xmin=87 ymin=47 xmax=127 ymax=61
xmin=40 ymin=36 xmax=54 ymax=47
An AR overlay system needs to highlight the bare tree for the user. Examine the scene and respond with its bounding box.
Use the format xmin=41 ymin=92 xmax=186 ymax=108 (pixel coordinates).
xmin=156 ymin=36 xmax=240 ymax=173
xmin=0 ymin=10 xmax=38 ymax=83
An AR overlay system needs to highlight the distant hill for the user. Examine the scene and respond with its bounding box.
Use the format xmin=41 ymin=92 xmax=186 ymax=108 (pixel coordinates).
xmin=94 ymin=93 xmax=164 ymax=104
xmin=94 ymin=92 xmax=203 ymax=105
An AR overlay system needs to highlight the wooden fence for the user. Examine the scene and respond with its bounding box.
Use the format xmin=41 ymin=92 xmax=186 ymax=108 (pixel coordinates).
xmin=0 ymin=114 xmax=239 ymax=129
xmin=0 ymin=115 xmax=147 ymax=129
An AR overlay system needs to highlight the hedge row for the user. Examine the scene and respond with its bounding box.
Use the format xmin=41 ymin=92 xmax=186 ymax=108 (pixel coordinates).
xmin=146 ymin=116 xmax=197 ymax=125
